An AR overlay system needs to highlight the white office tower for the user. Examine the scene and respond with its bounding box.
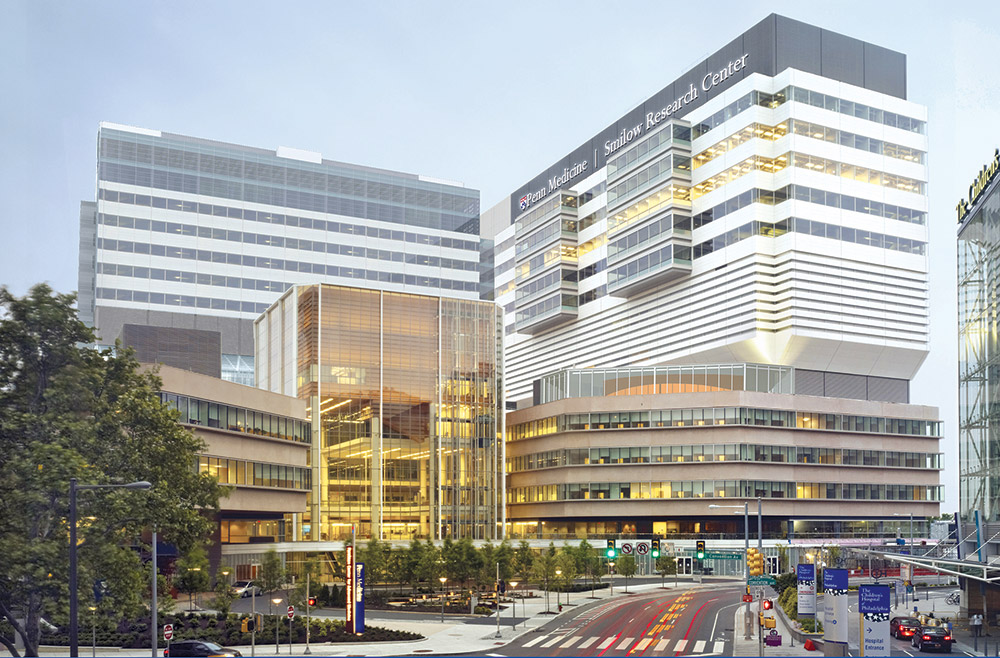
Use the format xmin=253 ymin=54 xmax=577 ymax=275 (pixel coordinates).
xmin=484 ymin=15 xmax=928 ymax=404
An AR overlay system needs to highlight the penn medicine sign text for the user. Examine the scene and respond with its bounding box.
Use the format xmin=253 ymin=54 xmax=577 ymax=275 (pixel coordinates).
xmin=604 ymin=53 xmax=749 ymax=157
xmin=957 ymin=148 xmax=1000 ymax=223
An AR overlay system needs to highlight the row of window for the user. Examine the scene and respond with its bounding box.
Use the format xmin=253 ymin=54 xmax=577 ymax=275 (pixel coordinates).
xmin=608 ymin=184 xmax=691 ymax=234
xmin=98 ymin=161 xmax=478 ymax=234
xmin=162 ymin=392 xmax=311 ymax=442
xmin=608 ymin=214 xmax=684 ymax=262
xmin=691 ymin=87 xmax=925 ymax=140
xmin=99 ymin=213 xmax=478 ymax=271
xmin=515 ymin=268 xmax=576 ymax=304
xmin=99 ymin=187 xmax=480 ymax=249
xmin=96 ymin=239 xmax=479 ymax=291
xmin=508 ymin=407 xmax=942 ymax=441
xmin=516 ymin=218 xmax=577 ymax=259
xmin=607 ymin=154 xmax=692 ymax=208
xmin=515 ymin=193 xmax=575 ymax=232
xmin=691 ymin=184 xmax=926 ymax=229
xmin=693 ymin=118 xmax=924 ymax=170
xmin=510 ymin=481 xmax=943 ymax=503
xmin=515 ymin=293 xmax=578 ymax=325
xmin=197 ymin=455 xmax=311 ymax=490
xmin=507 ymin=444 xmax=942 ymax=472
xmin=607 ymin=244 xmax=684 ymax=289
xmin=607 ymin=124 xmax=693 ymax=180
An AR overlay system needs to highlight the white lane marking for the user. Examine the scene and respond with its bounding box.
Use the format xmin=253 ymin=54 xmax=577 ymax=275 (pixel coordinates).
xmin=597 ymin=637 xmax=616 ymax=650
xmin=709 ymin=601 xmax=739 ymax=646
xmin=579 ymin=636 xmax=599 ymax=649
xmin=616 ymin=637 xmax=634 ymax=650
xmin=654 ymin=638 xmax=671 ymax=652
xmin=674 ymin=639 xmax=688 ymax=652
xmin=693 ymin=639 xmax=706 ymax=652
xmin=635 ymin=638 xmax=652 ymax=651
xmin=714 ymin=640 xmax=725 ymax=653
xmin=522 ymin=634 xmax=547 ymax=648
xmin=542 ymin=635 xmax=565 ymax=648
xmin=561 ymin=636 xmax=581 ymax=649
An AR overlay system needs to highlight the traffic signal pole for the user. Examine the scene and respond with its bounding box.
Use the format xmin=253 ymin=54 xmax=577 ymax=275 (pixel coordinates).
xmin=304 ymin=572 xmax=311 ymax=655
xmin=744 ymin=502 xmax=751 ymax=640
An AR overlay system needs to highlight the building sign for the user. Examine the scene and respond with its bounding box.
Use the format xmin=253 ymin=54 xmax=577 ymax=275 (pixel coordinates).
xmin=823 ymin=569 xmax=849 ymax=646
xmin=355 ymin=562 xmax=365 ymax=634
xmin=957 ymin=148 xmax=1000 ymax=223
xmin=859 ymin=584 xmax=891 ymax=657
xmin=345 ymin=545 xmax=355 ymax=633
xmin=796 ymin=563 xmax=816 ymax=617
xmin=519 ymin=160 xmax=589 ymax=210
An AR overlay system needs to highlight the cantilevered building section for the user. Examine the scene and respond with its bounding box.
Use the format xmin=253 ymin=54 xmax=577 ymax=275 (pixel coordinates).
xmin=484 ymin=14 xmax=929 ymax=405
xmin=255 ymin=284 xmax=504 ymax=541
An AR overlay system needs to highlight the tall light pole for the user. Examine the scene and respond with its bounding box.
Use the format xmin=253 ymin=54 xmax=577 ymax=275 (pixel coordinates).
xmin=272 ymin=597 xmax=282 ymax=654
xmin=509 ymin=581 xmax=519 ymax=629
xmin=555 ymin=569 xmax=562 ymax=608
xmin=69 ymin=478 xmax=151 ymax=658
xmin=439 ymin=577 xmax=447 ymax=623
xmin=710 ymin=502 xmax=750 ymax=640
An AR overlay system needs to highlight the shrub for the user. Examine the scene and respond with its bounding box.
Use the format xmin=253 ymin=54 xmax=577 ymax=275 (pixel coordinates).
xmin=474 ymin=606 xmax=492 ymax=615
xmin=800 ymin=618 xmax=823 ymax=633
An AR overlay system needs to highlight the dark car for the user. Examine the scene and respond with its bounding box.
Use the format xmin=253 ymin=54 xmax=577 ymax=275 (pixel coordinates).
xmin=164 ymin=640 xmax=243 ymax=657
xmin=912 ymin=626 xmax=953 ymax=653
xmin=891 ymin=616 xmax=922 ymax=639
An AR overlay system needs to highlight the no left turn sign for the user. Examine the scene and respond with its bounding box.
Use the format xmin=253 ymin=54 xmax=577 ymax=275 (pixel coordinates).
xmin=621 ymin=543 xmax=633 ymax=555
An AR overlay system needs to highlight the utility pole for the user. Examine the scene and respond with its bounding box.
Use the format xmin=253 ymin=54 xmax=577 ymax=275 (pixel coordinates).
xmin=494 ymin=562 xmax=502 ymax=639
xmin=304 ymin=572 xmax=311 ymax=655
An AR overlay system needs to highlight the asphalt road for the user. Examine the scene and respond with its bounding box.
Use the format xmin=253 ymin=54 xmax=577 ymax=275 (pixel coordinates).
xmin=449 ymin=585 xmax=743 ymax=657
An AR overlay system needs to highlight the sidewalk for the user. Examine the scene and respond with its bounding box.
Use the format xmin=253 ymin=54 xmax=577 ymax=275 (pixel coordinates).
xmin=733 ymin=600 xmax=806 ymax=657
xmin=13 ymin=577 xmax=731 ymax=657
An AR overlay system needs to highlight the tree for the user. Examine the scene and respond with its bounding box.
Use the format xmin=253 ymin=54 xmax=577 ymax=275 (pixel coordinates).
xmin=0 ymin=285 xmax=224 ymax=657
xmin=514 ymin=540 xmax=534 ymax=580
xmin=359 ymin=538 xmax=390 ymax=588
xmin=656 ymin=555 xmax=677 ymax=588
xmin=530 ymin=544 xmax=559 ymax=613
xmin=495 ymin=539 xmax=515 ymax=584
xmin=174 ymin=545 xmax=210 ymax=611
xmin=415 ymin=539 xmax=440 ymax=587
xmin=617 ymin=555 xmax=637 ymax=592
xmin=477 ymin=542 xmax=496 ymax=590
xmin=555 ymin=551 xmax=578 ymax=604
xmin=211 ymin=579 xmax=236 ymax=617
xmin=258 ymin=549 xmax=286 ymax=615
xmin=574 ymin=540 xmax=602 ymax=597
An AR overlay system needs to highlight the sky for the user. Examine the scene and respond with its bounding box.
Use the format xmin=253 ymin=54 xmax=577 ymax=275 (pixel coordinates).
xmin=3 ymin=0 xmax=999 ymax=510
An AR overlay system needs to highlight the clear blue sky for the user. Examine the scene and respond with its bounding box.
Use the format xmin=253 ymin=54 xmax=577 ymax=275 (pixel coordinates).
xmin=3 ymin=0 xmax=998 ymax=509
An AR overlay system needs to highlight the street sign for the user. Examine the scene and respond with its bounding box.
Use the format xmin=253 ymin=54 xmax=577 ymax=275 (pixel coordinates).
xmin=620 ymin=543 xmax=633 ymax=555
xmin=748 ymin=575 xmax=776 ymax=586
xmin=163 ymin=624 xmax=173 ymax=641
xmin=287 ymin=605 xmax=295 ymax=619
xmin=637 ymin=543 xmax=649 ymax=555
xmin=705 ymin=552 xmax=742 ymax=560
xmin=743 ymin=594 xmax=753 ymax=603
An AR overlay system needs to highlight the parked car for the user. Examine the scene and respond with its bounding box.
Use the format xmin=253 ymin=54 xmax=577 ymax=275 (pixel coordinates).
xmin=891 ymin=616 xmax=922 ymax=639
xmin=164 ymin=640 xmax=242 ymax=657
xmin=912 ymin=626 xmax=953 ymax=653
xmin=232 ymin=580 xmax=260 ymax=598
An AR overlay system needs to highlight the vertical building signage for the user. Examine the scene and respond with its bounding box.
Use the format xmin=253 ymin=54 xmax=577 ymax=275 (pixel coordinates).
xmin=355 ymin=563 xmax=365 ymax=634
xmin=797 ymin=564 xmax=816 ymax=617
xmin=859 ymin=584 xmax=891 ymax=657
xmin=345 ymin=545 xmax=355 ymax=633
xmin=823 ymin=568 xmax=849 ymax=646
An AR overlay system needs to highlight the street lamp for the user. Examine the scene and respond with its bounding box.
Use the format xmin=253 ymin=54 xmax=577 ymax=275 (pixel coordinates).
xmin=186 ymin=567 xmax=202 ymax=611
xmin=509 ymin=581 xmax=519 ymax=629
xmin=272 ymin=597 xmax=282 ymax=654
xmin=88 ymin=606 xmax=97 ymax=658
xmin=69 ymin=478 xmax=151 ymax=658
xmin=608 ymin=561 xmax=615 ymax=598
xmin=439 ymin=577 xmax=448 ymax=623
xmin=555 ymin=569 xmax=562 ymax=608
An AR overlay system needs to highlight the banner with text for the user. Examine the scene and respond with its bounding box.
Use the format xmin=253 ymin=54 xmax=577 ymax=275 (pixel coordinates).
xmin=345 ymin=546 xmax=356 ymax=633
xmin=859 ymin=584 xmax=891 ymax=656
xmin=797 ymin=563 xmax=816 ymax=617
xmin=823 ymin=568 xmax=849 ymax=645
xmin=355 ymin=562 xmax=365 ymax=634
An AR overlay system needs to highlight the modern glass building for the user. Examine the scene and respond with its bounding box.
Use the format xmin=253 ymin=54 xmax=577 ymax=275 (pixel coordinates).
xmin=255 ymin=284 xmax=504 ymax=541
xmin=958 ymin=149 xmax=1000 ymax=521
xmin=79 ymin=123 xmax=481 ymax=384
xmin=480 ymin=14 xmax=940 ymax=537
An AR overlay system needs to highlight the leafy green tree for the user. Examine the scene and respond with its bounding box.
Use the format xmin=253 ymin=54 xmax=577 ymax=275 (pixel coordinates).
xmin=401 ymin=539 xmax=425 ymax=590
xmin=530 ymin=544 xmax=559 ymax=613
xmin=415 ymin=539 xmax=440 ymax=586
xmin=575 ymin=540 xmax=602 ymax=596
xmin=359 ymin=538 xmax=390 ymax=588
xmin=617 ymin=555 xmax=637 ymax=592
xmin=656 ymin=554 xmax=677 ymax=588
xmin=477 ymin=542 xmax=496 ymax=590
xmin=495 ymin=539 xmax=515 ymax=583
xmin=0 ymin=285 xmax=224 ymax=657
xmin=258 ymin=548 xmax=286 ymax=615
xmin=555 ymin=551 xmax=578 ymax=603
xmin=288 ymin=557 xmax=322 ymax=610
xmin=211 ymin=579 xmax=236 ymax=617
xmin=514 ymin=540 xmax=534 ymax=580
xmin=174 ymin=545 xmax=210 ymax=611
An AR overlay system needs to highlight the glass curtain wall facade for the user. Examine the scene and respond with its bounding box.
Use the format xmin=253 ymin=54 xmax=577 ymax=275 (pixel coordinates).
xmin=959 ymin=171 xmax=1000 ymax=520
xmin=255 ymin=284 xmax=503 ymax=541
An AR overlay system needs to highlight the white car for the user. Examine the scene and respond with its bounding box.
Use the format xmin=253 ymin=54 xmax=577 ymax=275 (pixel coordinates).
xmin=232 ymin=581 xmax=261 ymax=598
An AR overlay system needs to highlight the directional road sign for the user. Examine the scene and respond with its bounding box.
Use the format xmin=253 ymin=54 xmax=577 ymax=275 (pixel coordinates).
xmin=705 ymin=552 xmax=742 ymax=560
xmin=748 ymin=575 xmax=777 ymax=586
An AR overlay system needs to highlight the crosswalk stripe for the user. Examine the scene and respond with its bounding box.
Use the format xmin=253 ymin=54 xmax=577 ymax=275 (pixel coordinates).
xmin=674 ymin=639 xmax=688 ymax=652
xmin=693 ymin=640 xmax=706 ymax=652
xmin=597 ymin=637 xmax=616 ymax=650
xmin=542 ymin=635 xmax=565 ymax=648
xmin=523 ymin=635 xmax=547 ymax=648
xmin=579 ymin=636 xmax=599 ymax=649
xmin=561 ymin=636 xmax=581 ymax=649
xmin=713 ymin=640 xmax=725 ymax=654
xmin=654 ymin=638 xmax=671 ymax=652
xmin=616 ymin=637 xmax=634 ymax=650
xmin=635 ymin=638 xmax=653 ymax=651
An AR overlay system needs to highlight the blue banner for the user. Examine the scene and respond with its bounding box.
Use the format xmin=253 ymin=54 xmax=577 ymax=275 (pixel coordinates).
xmin=355 ymin=562 xmax=365 ymax=634
xmin=823 ymin=569 xmax=849 ymax=644
xmin=859 ymin=585 xmax=891 ymax=656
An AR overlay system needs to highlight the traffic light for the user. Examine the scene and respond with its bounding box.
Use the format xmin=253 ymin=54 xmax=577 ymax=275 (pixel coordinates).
xmin=747 ymin=547 xmax=764 ymax=576
xmin=651 ymin=539 xmax=660 ymax=558
xmin=695 ymin=540 xmax=706 ymax=560
xmin=307 ymin=596 xmax=317 ymax=607
xmin=606 ymin=539 xmax=616 ymax=559
xmin=762 ymin=599 xmax=773 ymax=610
xmin=242 ymin=616 xmax=256 ymax=632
